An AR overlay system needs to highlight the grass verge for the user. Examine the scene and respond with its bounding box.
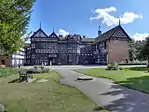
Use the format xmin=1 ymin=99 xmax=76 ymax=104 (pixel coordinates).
xmin=74 ymin=67 xmax=149 ymax=93
xmin=0 ymin=70 xmax=107 ymax=112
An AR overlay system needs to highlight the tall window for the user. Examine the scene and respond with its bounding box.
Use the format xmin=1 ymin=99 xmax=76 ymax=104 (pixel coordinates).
xmin=32 ymin=54 xmax=35 ymax=59
xmin=31 ymin=44 xmax=35 ymax=48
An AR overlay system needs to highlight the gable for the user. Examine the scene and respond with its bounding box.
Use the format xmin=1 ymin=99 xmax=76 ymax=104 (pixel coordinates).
xmin=34 ymin=30 xmax=47 ymax=37
xmin=49 ymin=33 xmax=58 ymax=38
xmin=31 ymin=28 xmax=48 ymax=38
xmin=49 ymin=32 xmax=59 ymax=40
xmin=111 ymin=27 xmax=128 ymax=38
xmin=93 ymin=26 xmax=119 ymax=44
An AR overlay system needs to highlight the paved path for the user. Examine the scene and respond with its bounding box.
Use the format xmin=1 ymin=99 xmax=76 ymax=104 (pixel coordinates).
xmin=56 ymin=69 xmax=149 ymax=112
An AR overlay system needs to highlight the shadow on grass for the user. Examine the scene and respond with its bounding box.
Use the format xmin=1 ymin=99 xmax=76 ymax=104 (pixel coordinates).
xmin=99 ymin=75 xmax=149 ymax=111
xmin=117 ymin=75 xmax=149 ymax=94
xmin=8 ymin=79 xmax=20 ymax=83
xmin=93 ymin=106 xmax=107 ymax=111
xmin=128 ymin=67 xmax=148 ymax=72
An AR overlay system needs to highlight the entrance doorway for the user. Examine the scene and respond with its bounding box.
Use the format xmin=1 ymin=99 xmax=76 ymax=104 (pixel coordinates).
xmin=1 ymin=60 xmax=5 ymax=65
xmin=48 ymin=58 xmax=56 ymax=65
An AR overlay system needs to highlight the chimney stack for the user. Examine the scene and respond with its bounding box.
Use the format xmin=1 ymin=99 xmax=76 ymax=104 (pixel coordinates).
xmin=98 ymin=26 xmax=102 ymax=36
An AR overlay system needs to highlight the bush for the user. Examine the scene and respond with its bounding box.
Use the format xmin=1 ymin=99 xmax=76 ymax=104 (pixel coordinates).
xmin=112 ymin=62 xmax=119 ymax=70
xmin=106 ymin=62 xmax=122 ymax=71
xmin=106 ymin=64 xmax=113 ymax=70
xmin=0 ymin=67 xmax=18 ymax=77
xmin=119 ymin=67 xmax=123 ymax=70
xmin=119 ymin=60 xmax=147 ymax=65
xmin=27 ymin=66 xmax=49 ymax=74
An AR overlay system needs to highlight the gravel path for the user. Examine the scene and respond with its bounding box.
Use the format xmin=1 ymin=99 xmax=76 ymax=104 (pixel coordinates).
xmin=56 ymin=69 xmax=149 ymax=112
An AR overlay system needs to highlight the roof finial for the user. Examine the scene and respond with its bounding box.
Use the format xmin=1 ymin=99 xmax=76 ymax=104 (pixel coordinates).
xmin=98 ymin=25 xmax=100 ymax=30
xmin=53 ymin=26 xmax=54 ymax=32
xmin=119 ymin=18 xmax=121 ymax=26
xmin=40 ymin=22 xmax=42 ymax=29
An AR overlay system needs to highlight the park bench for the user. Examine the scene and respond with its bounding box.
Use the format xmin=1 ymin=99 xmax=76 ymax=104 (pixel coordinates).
xmin=19 ymin=69 xmax=33 ymax=82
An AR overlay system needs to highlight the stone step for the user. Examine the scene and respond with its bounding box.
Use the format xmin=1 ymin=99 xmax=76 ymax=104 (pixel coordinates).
xmin=77 ymin=76 xmax=94 ymax=80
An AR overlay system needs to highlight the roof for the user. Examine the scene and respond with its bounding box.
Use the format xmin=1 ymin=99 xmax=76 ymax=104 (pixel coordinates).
xmin=31 ymin=28 xmax=48 ymax=38
xmin=58 ymin=35 xmax=95 ymax=42
xmin=49 ymin=32 xmax=59 ymax=39
xmin=94 ymin=25 xmax=131 ymax=44
xmin=81 ymin=38 xmax=95 ymax=42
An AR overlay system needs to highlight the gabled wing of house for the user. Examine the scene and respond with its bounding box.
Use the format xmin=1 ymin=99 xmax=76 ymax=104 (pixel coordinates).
xmin=94 ymin=25 xmax=131 ymax=44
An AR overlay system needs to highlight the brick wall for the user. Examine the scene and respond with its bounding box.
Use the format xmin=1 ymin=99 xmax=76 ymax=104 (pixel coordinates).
xmin=108 ymin=40 xmax=130 ymax=63
xmin=0 ymin=56 xmax=12 ymax=67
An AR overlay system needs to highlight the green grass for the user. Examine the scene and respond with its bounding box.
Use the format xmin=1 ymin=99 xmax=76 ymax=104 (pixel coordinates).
xmin=0 ymin=67 xmax=18 ymax=77
xmin=33 ymin=70 xmax=62 ymax=81
xmin=0 ymin=70 xmax=106 ymax=112
xmin=74 ymin=67 xmax=149 ymax=93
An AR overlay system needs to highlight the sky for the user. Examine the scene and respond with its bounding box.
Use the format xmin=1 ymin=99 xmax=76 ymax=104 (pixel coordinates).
xmin=28 ymin=0 xmax=149 ymax=40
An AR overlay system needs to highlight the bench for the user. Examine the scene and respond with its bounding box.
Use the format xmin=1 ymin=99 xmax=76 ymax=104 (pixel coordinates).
xmin=19 ymin=69 xmax=33 ymax=82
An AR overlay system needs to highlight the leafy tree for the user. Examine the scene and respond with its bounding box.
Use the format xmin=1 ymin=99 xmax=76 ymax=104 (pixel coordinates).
xmin=129 ymin=39 xmax=136 ymax=61
xmin=139 ymin=37 xmax=149 ymax=63
xmin=0 ymin=0 xmax=35 ymax=55
xmin=129 ymin=39 xmax=146 ymax=61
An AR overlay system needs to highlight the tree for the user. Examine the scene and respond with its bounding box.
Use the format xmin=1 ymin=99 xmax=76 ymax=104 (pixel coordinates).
xmin=139 ymin=37 xmax=149 ymax=65
xmin=129 ymin=39 xmax=146 ymax=61
xmin=129 ymin=39 xmax=136 ymax=61
xmin=0 ymin=0 xmax=35 ymax=55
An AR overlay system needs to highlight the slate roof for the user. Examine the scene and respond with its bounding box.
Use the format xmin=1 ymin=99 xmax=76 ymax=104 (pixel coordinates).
xmin=81 ymin=38 xmax=95 ymax=42
xmin=94 ymin=25 xmax=131 ymax=44
xmin=58 ymin=35 xmax=95 ymax=42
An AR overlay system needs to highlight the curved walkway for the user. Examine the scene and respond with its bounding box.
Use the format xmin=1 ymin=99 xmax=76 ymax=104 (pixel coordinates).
xmin=56 ymin=69 xmax=149 ymax=112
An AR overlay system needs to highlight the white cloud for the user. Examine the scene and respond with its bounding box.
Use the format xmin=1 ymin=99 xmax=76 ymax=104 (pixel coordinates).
xmin=58 ymin=29 xmax=69 ymax=36
xmin=21 ymin=32 xmax=33 ymax=43
xmin=132 ymin=33 xmax=149 ymax=41
xmin=90 ymin=6 xmax=143 ymax=26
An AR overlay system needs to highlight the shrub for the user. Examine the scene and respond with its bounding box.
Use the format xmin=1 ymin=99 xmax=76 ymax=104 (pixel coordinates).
xmin=106 ymin=63 xmax=112 ymax=70
xmin=112 ymin=62 xmax=119 ymax=70
xmin=119 ymin=67 xmax=123 ymax=70
xmin=106 ymin=62 xmax=122 ymax=71
xmin=27 ymin=66 xmax=49 ymax=74
xmin=0 ymin=67 xmax=18 ymax=77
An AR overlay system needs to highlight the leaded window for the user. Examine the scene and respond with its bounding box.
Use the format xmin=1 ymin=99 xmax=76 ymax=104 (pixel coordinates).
xmin=32 ymin=54 xmax=35 ymax=59
xmin=31 ymin=44 xmax=35 ymax=48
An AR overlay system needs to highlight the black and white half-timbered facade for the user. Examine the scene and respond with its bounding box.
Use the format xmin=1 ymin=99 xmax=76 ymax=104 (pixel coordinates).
xmin=25 ymin=28 xmax=94 ymax=65
xmin=25 ymin=24 xmax=131 ymax=65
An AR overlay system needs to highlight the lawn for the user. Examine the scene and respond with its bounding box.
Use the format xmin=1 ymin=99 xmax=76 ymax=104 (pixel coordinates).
xmin=0 ymin=69 xmax=106 ymax=112
xmin=74 ymin=67 xmax=149 ymax=93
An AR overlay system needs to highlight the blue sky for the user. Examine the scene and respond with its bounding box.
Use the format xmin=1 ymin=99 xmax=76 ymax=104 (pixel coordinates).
xmin=28 ymin=0 xmax=149 ymax=40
